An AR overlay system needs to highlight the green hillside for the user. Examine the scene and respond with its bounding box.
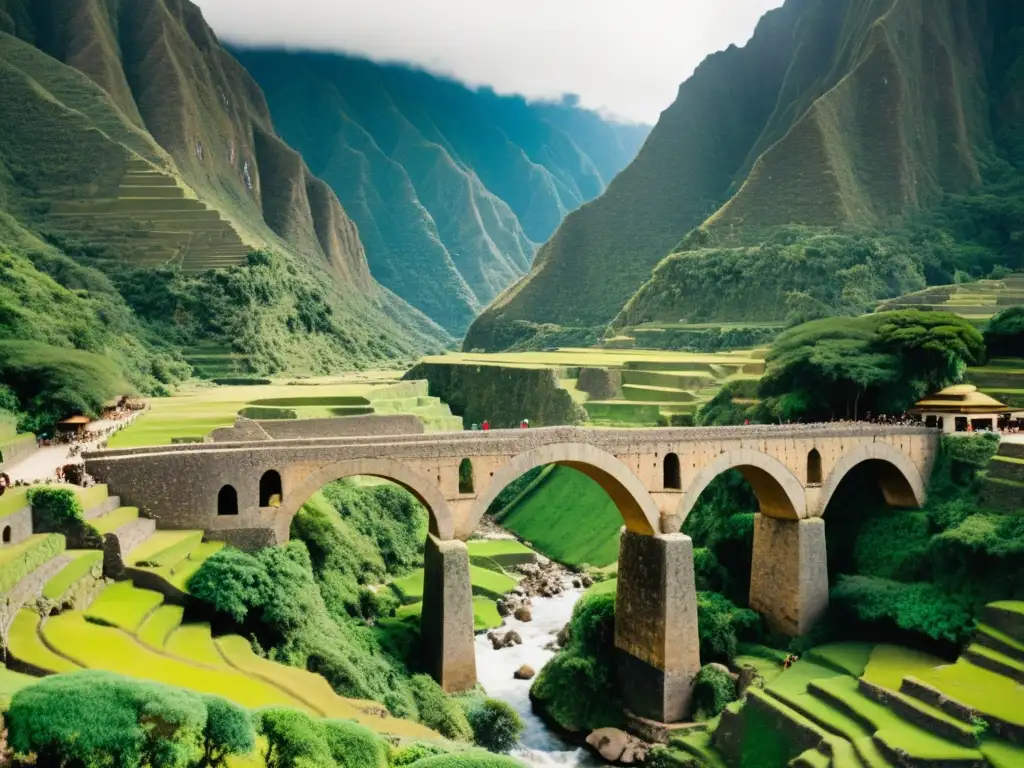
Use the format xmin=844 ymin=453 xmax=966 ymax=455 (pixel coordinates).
xmin=233 ymin=48 xmax=649 ymax=334
xmin=0 ymin=0 xmax=448 ymax=399
xmin=466 ymin=0 xmax=1024 ymax=351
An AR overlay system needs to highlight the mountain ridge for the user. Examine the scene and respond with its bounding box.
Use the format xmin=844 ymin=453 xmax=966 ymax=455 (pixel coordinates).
xmin=233 ymin=47 xmax=649 ymax=333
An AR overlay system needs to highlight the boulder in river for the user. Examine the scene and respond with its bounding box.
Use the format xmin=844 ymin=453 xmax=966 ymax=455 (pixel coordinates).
xmin=514 ymin=665 xmax=535 ymax=680
xmin=489 ymin=629 xmax=523 ymax=650
xmin=513 ymin=606 xmax=532 ymax=622
xmin=585 ymin=728 xmax=649 ymax=765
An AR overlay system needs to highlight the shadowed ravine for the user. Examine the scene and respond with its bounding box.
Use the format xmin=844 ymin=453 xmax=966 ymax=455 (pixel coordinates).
xmin=474 ymin=583 xmax=600 ymax=766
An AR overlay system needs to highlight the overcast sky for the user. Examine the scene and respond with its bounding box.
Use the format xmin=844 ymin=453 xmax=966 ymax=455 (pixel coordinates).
xmin=193 ymin=0 xmax=784 ymax=124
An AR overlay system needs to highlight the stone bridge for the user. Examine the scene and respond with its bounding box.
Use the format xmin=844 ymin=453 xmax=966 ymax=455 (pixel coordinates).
xmin=85 ymin=424 xmax=939 ymax=725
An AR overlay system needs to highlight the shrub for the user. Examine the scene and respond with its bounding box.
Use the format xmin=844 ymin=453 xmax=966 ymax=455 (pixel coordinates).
xmin=200 ymin=695 xmax=255 ymax=767
xmin=410 ymin=675 xmax=473 ymax=742
xmin=213 ymin=378 xmax=271 ymax=386
xmin=696 ymin=591 xmax=762 ymax=663
xmin=984 ymin=306 xmax=1024 ymax=358
xmin=407 ymin=753 xmax=526 ymax=768
xmin=320 ymin=719 xmax=388 ymax=768
xmin=390 ymin=742 xmax=454 ymax=766
xmin=5 ymin=671 xmax=243 ymax=768
xmin=465 ymin=698 xmax=523 ymax=754
xmin=530 ymin=592 xmax=622 ymax=733
xmin=27 ymin=486 xmax=101 ymax=548
xmin=256 ymin=709 xmax=388 ymax=768
xmin=830 ymin=575 xmax=974 ymax=645
xmin=690 ymin=664 xmax=737 ymax=720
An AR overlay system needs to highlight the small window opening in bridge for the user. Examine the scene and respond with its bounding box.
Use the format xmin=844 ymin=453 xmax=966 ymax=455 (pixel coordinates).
xmin=807 ymin=449 xmax=822 ymax=485
xmin=218 ymin=485 xmax=238 ymax=516
xmin=2 ymin=526 xmax=10 ymax=544
xmin=663 ymin=453 xmax=681 ymax=490
xmin=459 ymin=458 xmax=475 ymax=494
xmin=259 ymin=470 xmax=283 ymax=507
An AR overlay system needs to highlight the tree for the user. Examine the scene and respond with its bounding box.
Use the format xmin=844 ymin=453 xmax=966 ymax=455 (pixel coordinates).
xmin=759 ymin=311 xmax=985 ymax=422
xmin=199 ymin=696 xmax=254 ymax=767
xmin=465 ymin=699 xmax=523 ymax=754
xmin=984 ymin=306 xmax=1024 ymax=358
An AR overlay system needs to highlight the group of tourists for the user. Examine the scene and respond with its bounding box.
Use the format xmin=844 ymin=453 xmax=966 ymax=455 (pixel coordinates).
xmin=470 ymin=419 xmax=530 ymax=431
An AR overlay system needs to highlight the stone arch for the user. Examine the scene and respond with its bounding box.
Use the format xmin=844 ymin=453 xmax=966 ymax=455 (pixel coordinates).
xmin=807 ymin=449 xmax=822 ymax=485
xmin=279 ymin=458 xmax=455 ymax=540
xmin=676 ymin=449 xmax=805 ymax=525
xmin=466 ymin=443 xmax=660 ymax=537
xmin=217 ymin=485 xmax=238 ymax=516
xmin=259 ymin=469 xmax=283 ymax=507
xmin=663 ymin=453 xmax=681 ymax=490
xmin=819 ymin=442 xmax=925 ymax=514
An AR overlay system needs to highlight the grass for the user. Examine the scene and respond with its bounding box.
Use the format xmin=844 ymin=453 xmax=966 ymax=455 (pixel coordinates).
xmin=396 ymin=595 xmax=504 ymax=632
xmin=466 ymin=539 xmax=536 ymax=568
xmin=501 ymin=465 xmax=623 ymax=568
xmin=42 ymin=550 xmax=104 ymax=600
xmin=861 ymin=644 xmax=946 ymax=692
xmin=165 ymin=623 xmax=229 ymax=668
xmin=0 ymin=486 xmax=30 ymax=518
xmin=90 ymin=506 xmax=139 ymax=535
xmin=84 ymin=582 xmax=164 ymax=632
xmin=133 ymin=541 xmax=225 ymax=593
xmin=0 ymin=667 xmax=36 ymax=709
xmin=126 ymin=530 xmax=205 ymax=567
xmin=389 ymin=564 xmax=518 ymax=604
xmin=138 ymin=605 xmax=185 ymax=650
xmin=7 ymin=609 xmax=80 ymax=674
xmin=0 ymin=534 xmax=66 ymax=594
xmin=804 ymin=643 xmax=875 ymax=677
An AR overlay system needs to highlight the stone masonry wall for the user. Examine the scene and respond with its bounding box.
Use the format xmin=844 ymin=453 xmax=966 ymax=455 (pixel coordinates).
xmin=0 ymin=507 xmax=33 ymax=548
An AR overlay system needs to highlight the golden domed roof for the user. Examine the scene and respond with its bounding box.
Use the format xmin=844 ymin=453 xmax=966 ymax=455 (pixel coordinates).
xmin=913 ymin=384 xmax=1008 ymax=413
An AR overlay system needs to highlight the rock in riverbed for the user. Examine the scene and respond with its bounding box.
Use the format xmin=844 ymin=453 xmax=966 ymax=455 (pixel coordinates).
xmin=514 ymin=665 xmax=535 ymax=680
xmin=585 ymin=728 xmax=649 ymax=764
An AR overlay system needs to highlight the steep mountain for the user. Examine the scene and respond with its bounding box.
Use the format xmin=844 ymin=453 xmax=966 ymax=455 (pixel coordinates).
xmin=465 ymin=0 xmax=1024 ymax=351
xmin=0 ymin=0 xmax=447 ymax=388
xmin=231 ymin=48 xmax=649 ymax=333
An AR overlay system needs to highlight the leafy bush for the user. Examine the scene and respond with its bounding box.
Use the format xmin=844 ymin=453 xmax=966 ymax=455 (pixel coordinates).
xmin=465 ymin=698 xmax=524 ymax=754
xmin=984 ymin=306 xmax=1024 ymax=358
xmin=390 ymin=742 xmax=454 ymax=766
xmin=27 ymin=486 xmax=101 ymax=548
xmin=409 ymin=675 xmax=473 ymax=742
xmin=696 ymin=591 xmax=762 ymax=663
xmin=691 ymin=664 xmax=737 ymax=720
xmin=530 ymin=591 xmax=622 ymax=733
xmin=256 ymin=709 xmax=387 ymax=768
xmin=830 ymin=575 xmax=974 ymax=645
xmin=6 ymin=671 xmax=253 ymax=768
xmin=408 ymin=753 xmax=526 ymax=768
xmin=213 ymin=378 xmax=271 ymax=386
xmin=0 ymin=340 xmax=130 ymax=432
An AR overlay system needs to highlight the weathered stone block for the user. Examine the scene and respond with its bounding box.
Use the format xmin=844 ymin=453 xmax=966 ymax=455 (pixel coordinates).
xmin=420 ymin=534 xmax=476 ymax=692
xmin=749 ymin=515 xmax=828 ymax=637
xmin=615 ymin=530 xmax=700 ymax=723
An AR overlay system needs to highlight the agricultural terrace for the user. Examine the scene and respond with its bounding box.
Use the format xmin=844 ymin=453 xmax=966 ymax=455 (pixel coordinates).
xmin=109 ymin=375 xmax=461 ymax=448
xmin=418 ymin=348 xmax=766 ymax=427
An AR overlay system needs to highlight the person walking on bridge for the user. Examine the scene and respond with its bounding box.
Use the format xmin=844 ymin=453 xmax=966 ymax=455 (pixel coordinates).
xmin=482 ymin=420 xmax=490 ymax=432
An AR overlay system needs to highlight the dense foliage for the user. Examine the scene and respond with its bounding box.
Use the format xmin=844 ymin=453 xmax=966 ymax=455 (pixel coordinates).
xmin=6 ymin=671 xmax=253 ymax=768
xmin=463 ymin=698 xmax=524 ymax=754
xmin=256 ymin=709 xmax=387 ymax=768
xmin=758 ymin=311 xmax=984 ymax=422
xmin=530 ymin=591 xmax=621 ymax=733
xmin=825 ymin=435 xmax=1018 ymax=648
xmin=691 ymin=664 xmax=738 ymax=721
xmin=27 ymin=486 xmax=101 ymax=548
xmin=984 ymin=306 xmax=1024 ymax=357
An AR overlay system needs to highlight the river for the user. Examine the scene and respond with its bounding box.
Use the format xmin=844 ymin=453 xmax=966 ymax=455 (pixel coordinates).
xmin=474 ymin=583 xmax=602 ymax=767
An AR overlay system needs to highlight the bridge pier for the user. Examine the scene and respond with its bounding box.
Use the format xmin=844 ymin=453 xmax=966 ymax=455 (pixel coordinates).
xmin=420 ymin=535 xmax=476 ymax=692
xmin=749 ymin=516 xmax=829 ymax=637
xmin=615 ymin=530 xmax=701 ymax=724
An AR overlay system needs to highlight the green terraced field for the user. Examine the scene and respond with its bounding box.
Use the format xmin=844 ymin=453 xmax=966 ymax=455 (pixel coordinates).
xmin=466 ymin=539 xmax=536 ymax=569
xmin=126 ymin=530 xmax=205 ymax=567
xmin=89 ymin=506 xmax=139 ymax=535
xmin=131 ymin=541 xmax=225 ymax=593
xmin=138 ymin=605 xmax=186 ymax=650
xmin=84 ymin=582 xmax=164 ymax=632
xmin=110 ymin=377 xmax=461 ymax=447
xmin=42 ymin=550 xmax=104 ymax=600
xmin=395 ymin=595 xmax=503 ymax=632
xmin=0 ymin=667 xmax=35 ymax=709
xmin=389 ymin=564 xmax=518 ymax=604
xmin=0 ymin=534 xmax=66 ymax=594
xmin=877 ymin=274 xmax=1024 ymax=327
xmin=7 ymin=610 xmax=80 ymax=674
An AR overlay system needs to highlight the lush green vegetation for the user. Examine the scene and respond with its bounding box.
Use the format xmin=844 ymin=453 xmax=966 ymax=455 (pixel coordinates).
xmin=6 ymin=671 xmax=255 ymax=768
xmin=985 ymin=306 xmax=1024 ymax=358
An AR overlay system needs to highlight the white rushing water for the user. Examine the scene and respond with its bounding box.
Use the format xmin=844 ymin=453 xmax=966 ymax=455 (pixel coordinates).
xmin=474 ymin=585 xmax=602 ymax=767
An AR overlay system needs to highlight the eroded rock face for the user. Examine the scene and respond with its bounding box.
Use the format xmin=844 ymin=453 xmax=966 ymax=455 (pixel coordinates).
xmin=585 ymin=727 xmax=649 ymax=764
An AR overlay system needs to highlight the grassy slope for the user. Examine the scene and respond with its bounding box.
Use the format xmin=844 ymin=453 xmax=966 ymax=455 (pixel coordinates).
xmin=233 ymin=49 xmax=648 ymax=333
xmin=0 ymin=0 xmax=447 ymax=377
xmin=501 ymin=466 xmax=622 ymax=569
xmin=465 ymin=0 xmax=1021 ymax=350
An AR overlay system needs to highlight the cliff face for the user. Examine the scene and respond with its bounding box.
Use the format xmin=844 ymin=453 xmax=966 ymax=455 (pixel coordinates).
xmin=0 ymin=0 xmax=448 ymax=371
xmin=465 ymin=0 xmax=1024 ymax=350
xmin=233 ymin=49 xmax=649 ymax=334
